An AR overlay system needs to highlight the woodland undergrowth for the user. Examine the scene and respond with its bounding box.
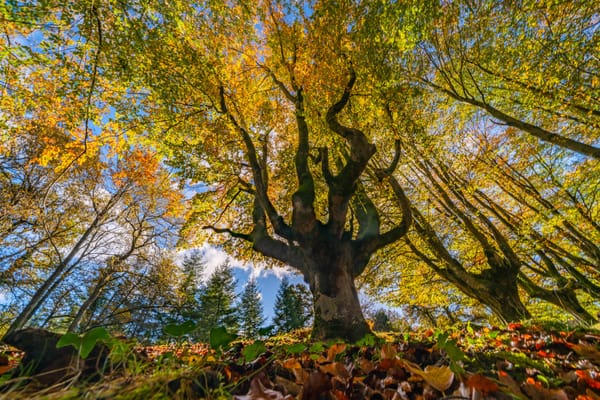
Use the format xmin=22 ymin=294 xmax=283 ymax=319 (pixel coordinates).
xmin=2 ymin=322 xmax=600 ymax=399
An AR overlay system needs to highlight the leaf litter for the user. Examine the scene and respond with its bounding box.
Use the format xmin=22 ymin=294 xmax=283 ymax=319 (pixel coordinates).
xmin=1 ymin=324 xmax=600 ymax=399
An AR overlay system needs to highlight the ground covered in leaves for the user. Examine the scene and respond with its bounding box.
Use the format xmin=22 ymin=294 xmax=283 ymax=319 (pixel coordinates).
xmin=2 ymin=323 xmax=600 ymax=399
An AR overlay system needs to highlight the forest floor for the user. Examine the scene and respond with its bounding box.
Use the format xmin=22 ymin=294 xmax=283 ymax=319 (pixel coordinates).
xmin=1 ymin=322 xmax=600 ymax=399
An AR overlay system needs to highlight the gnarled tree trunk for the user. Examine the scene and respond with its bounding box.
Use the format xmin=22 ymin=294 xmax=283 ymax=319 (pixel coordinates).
xmin=205 ymin=66 xmax=412 ymax=341
xmin=303 ymin=238 xmax=372 ymax=341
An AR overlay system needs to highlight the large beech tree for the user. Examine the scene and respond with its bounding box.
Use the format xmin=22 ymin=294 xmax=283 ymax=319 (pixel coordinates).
xmin=101 ymin=0 xmax=416 ymax=340
xmin=4 ymin=0 xmax=598 ymax=336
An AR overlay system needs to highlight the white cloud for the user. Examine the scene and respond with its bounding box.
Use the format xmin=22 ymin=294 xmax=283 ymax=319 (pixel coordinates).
xmin=176 ymin=243 xmax=294 ymax=283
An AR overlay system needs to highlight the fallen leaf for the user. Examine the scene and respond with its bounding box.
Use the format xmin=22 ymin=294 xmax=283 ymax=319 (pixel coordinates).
xmin=274 ymin=375 xmax=301 ymax=397
xmin=522 ymin=383 xmax=568 ymax=400
xmin=466 ymin=373 xmax=499 ymax=394
xmin=401 ymin=359 xmax=454 ymax=392
xmin=318 ymin=361 xmax=349 ymax=378
xmin=358 ymin=357 xmax=375 ymax=374
xmin=327 ymin=343 xmax=347 ymax=362
xmin=301 ymin=371 xmax=332 ymax=400
xmin=497 ymin=369 xmax=524 ymax=398
xmin=282 ymin=358 xmax=302 ymax=370
xmin=380 ymin=343 xmax=397 ymax=360
xmin=234 ymin=374 xmax=293 ymax=400
xmin=570 ymin=344 xmax=600 ymax=364
xmin=576 ymin=370 xmax=600 ymax=390
xmin=508 ymin=323 xmax=523 ymax=331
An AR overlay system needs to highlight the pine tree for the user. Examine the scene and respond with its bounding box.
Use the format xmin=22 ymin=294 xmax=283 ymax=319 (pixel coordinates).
xmin=238 ymin=278 xmax=265 ymax=338
xmin=196 ymin=262 xmax=238 ymax=341
xmin=273 ymin=278 xmax=313 ymax=333
xmin=372 ymin=309 xmax=392 ymax=332
xmin=176 ymin=250 xmax=204 ymax=324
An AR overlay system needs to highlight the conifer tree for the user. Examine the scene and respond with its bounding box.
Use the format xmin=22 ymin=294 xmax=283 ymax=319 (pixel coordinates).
xmin=371 ymin=309 xmax=393 ymax=332
xmin=196 ymin=262 xmax=238 ymax=341
xmin=238 ymin=278 xmax=265 ymax=338
xmin=176 ymin=250 xmax=204 ymax=324
xmin=272 ymin=278 xmax=313 ymax=333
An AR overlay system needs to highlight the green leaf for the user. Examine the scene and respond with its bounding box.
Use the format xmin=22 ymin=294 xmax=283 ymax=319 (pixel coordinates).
xmin=56 ymin=328 xmax=112 ymax=359
xmin=284 ymin=343 xmax=306 ymax=354
xmin=164 ymin=320 xmax=197 ymax=337
xmin=309 ymin=342 xmax=325 ymax=354
xmin=209 ymin=326 xmax=237 ymax=351
xmin=242 ymin=341 xmax=267 ymax=362
xmin=56 ymin=333 xmax=81 ymax=350
xmin=80 ymin=327 xmax=111 ymax=359
xmin=356 ymin=334 xmax=377 ymax=346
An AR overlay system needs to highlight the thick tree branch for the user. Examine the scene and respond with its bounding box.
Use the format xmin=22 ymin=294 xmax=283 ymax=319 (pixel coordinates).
xmin=352 ymin=183 xmax=380 ymax=241
xmin=319 ymin=147 xmax=334 ymax=185
xmin=291 ymin=88 xmax=317 ymax=235
xmin=324 ymin=64 xmax=376 ymax=236
xmin=356 ymin=174 xmax=411 ymax=258
xmin=380 ymin=140 xmax=402 ymax=178
xmin=218 ymin=87 xmax=294 ymax=241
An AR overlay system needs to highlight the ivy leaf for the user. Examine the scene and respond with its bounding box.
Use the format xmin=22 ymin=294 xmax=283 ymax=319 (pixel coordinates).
xmin=356 ymin=334 xmax=377 ymax=346
xmin=56 ymin=327 xmax=111 ymax=359
xmin=80 ymin=327 xmax=111 ymax=359
xmin=242 ymin=341 xmax=267 ymax=362
xmin=164 ymin=320 xmax=197 ymax=338
xmin=209 ymin=326 xmax=237 ymax=351
xmin=284 ymin=343 xmax=306 ymax=355
xmin=56 ymin=333 xmax=81 ymax=351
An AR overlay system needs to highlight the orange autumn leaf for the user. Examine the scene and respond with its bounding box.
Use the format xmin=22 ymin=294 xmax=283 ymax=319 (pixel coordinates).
xmin=282 ymin=358 xmax=302 ymax=370
xmin=327 ymin=343 xmax=347 ymax=362
xmin=466 ymin=373 xmax=499 ymax=394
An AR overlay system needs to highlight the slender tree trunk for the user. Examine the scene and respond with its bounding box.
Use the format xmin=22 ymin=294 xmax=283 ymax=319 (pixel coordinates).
xmin=4 ymin=190 xmax=122 ymax=338
xmin=68 ymin=272 xmax=112 ymax=332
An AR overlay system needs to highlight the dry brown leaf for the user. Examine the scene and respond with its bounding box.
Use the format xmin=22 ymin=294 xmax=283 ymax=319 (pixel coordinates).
xmin=570 ymin=344 xmax=600 ymax=364
xmin=466 ymin=373 xmax=499 ymax=395
xmin=274 ymin=375 xmax=302 ymax=397
xmin=282 ymin=358 xmax=302 ymax=370
xmin=358 ymin=357 xmax=375 ymax=374
xmin=327 ymin=343 xmax=347 ymax=362
xmin=497 ymin=370 xmax=524 ymax=398
xmin=318 ymin=361 xmax=349 ymax=378
xmin=522 ymin=383 xmax=568 ymax=400
xmin=401 ymin=359 xmax=454 ymax=392
xmin=380 ymin=343 xmax=397 ymax=360
xmin=301 ymin=371 xmax=332 ymax=400
xmin=234 ymin=374 xmax=294 ymax=400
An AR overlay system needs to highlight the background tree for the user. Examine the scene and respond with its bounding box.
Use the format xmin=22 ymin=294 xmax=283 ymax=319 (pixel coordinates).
xmin=173 ymin=251 xmax=205 ymax=325
xmin=370 ymin=309 xmax=393 ymax=332
xmin=238 ymin=278 xmax=265 ymax=339
xmin=273 ymin=278 xmax=313 ymax=334
xmin=194 ymin=263 xmax=238 ymax=341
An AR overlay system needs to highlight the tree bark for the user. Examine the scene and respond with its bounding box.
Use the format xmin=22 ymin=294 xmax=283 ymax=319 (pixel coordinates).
xmin=302 ymin=234 xmax=372 ymax=341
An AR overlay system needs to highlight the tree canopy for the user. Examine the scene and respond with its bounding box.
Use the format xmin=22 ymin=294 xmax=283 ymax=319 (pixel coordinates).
xmin=0 ymin=0 xmax=598 ymax=340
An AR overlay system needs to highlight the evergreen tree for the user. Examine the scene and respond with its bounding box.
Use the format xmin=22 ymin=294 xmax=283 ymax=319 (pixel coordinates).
xmin=273 ymin=278 xmax=313 ymax=333
xmin=371 ymin=309 xmax=393 ymax=332
xmin=238 ymin=278 xmax=265 ymax=338
xmin=176 ymin=250 xmax=204 ymax=324
xmin=196 ymin=262 xmax=238 ymax=341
